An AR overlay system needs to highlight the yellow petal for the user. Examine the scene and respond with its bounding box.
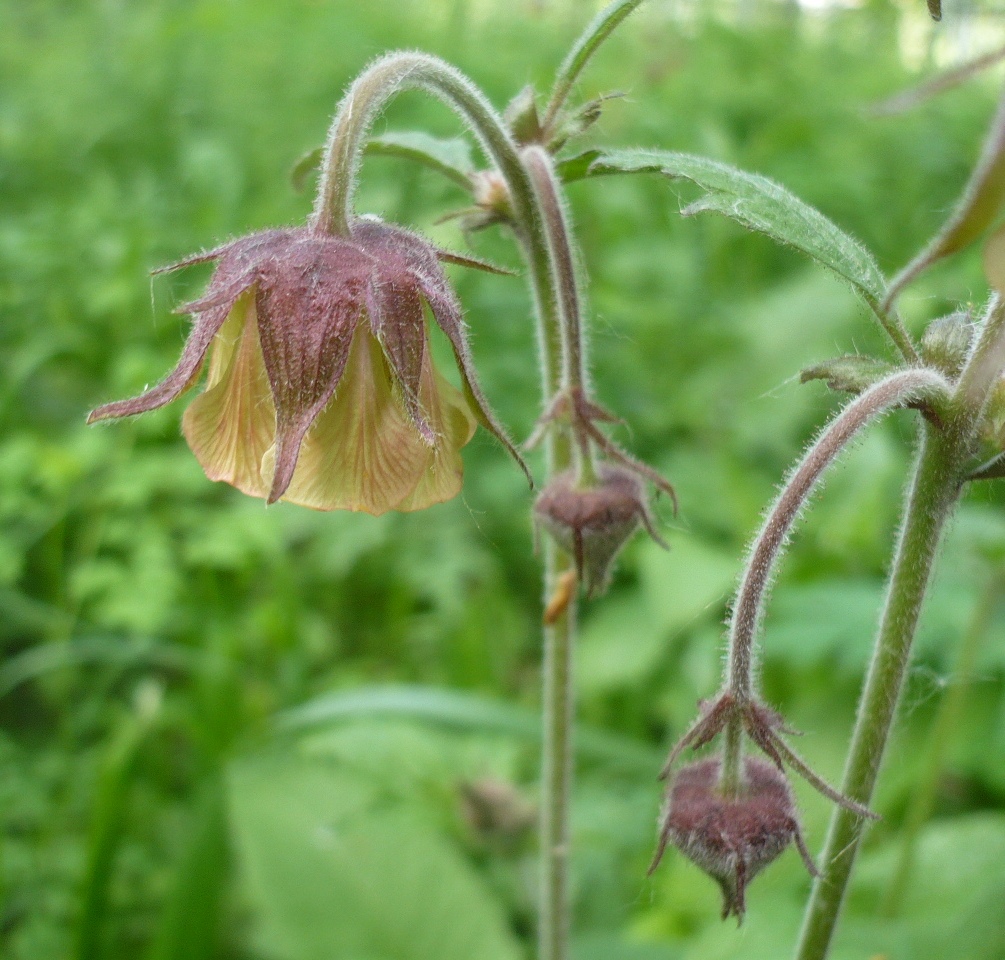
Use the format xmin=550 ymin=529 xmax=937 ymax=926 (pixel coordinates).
xmin=395 ymin=356 xmax=476 ymax=513
xmin=182 ymin=295 xmax=277 ymax=498
xmin=272 ymin=326 xmax=475 ymax=514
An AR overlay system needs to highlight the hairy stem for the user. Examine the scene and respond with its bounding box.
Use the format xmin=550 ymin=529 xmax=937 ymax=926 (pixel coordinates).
xmin=725 ymin=370 xmax=950 ymax=706
xmin=882 ymin=575 xmax=999 ymax=916
xmin=538 ymin=548 xmax=575 ymax=960
xmin=523 ymin=146 xmax=588 ymax=394
xmin=518 ymin=148 xmax=585 ymax=960
xmin=955 ymin=295 xmax=1005 ymax=417
xmin=542 ymin=0 xmax=647 ymax=134
xmin=793 ymin=426 xmax=963 ymax=960
xmin=523 ymin=146 xmax=597 ymax=484
xmin=313 ymin=53 xmax=527 ymax=235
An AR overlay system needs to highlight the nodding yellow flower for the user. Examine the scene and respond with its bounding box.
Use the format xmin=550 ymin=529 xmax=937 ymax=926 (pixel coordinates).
xmin=89 ymin=220 xmax=527 ymax=515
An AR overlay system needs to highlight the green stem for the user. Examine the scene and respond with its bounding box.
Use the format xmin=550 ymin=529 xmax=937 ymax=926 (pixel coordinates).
xmin=523 ymin=145 xmax=596 ymax=485
xmin=793 ymin=426 xmax=963 ymax=960
xmin=882 ymin=575 xmax=999 ymax=916
xmin=522 ymin=146 xmax=588 ymax=395
xmin=542 ymin=0 xmax=648 ymax=134
xmin=518 ymin=140 xmax=581 ymax=960
xmin=727 ymin=372 xmax=947 ymax=696
xmin=539 ymin=549 xmax=575 ymax=960
xmin=311 ymin=55 xmax=542 ymax=276
xmin=719 ymin=715 xmax=744 ymax=798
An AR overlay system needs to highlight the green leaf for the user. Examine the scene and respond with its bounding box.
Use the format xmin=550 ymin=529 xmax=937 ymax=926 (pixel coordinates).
xmin=799 ymin=354 xmax=899 ymax=395
xmin=0 ymin=636 xmax=192 ymax=700
xmin=575 ymin=148 xmax=888 ymax=311
xmin=291 ymin=132 xmax=475 ymax=193
xmin=275 ymin=685 xmax=661 ymax=773
xmin=557 ymin=148 xmax=603 ymax=184
xmin=228 ymin=753 xmax=522 ymax=960
xmin=367 ymin=131 xmax=475 ymax=188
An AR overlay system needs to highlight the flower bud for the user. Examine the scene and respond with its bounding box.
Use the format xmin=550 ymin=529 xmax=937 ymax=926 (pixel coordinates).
xmin=650 ymin=755 xmax=813 ymax=923
xmin=503 ymin=85 xmax=544 ymax=146
xmin=534 ymin=465 xmax=662 ymax=597
xmin=920 ymin=309 xmax=975 ymax=379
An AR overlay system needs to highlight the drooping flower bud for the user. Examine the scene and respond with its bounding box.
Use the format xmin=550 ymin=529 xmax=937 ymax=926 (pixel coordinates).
xmin=534 ymin=464 xmax=664 ymax=597
xmin=650 ymin=755 xmax=815 ymax=923
xmin=88 ymin=219 xmax=528 ymax=514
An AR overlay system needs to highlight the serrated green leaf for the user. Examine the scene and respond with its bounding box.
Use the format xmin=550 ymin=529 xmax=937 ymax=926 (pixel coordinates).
xmin=800 ymin=354 xmax=899 ymax=394
xmin=228 ymin=754 xmax=522 ymax=960
xmin=577 ymin=148 xmax=888 ymax=312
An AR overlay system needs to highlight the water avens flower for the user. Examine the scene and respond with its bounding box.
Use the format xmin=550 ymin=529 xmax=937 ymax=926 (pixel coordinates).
xmin=89 ymin=219 xmax=525 ymax=514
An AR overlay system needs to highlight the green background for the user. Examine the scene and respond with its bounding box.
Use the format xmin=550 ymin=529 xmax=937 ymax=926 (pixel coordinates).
xmin=3 ymin=0 xmax=1005 ymax=958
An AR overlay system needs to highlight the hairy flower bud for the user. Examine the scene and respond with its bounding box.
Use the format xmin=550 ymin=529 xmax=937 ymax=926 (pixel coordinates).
xmin=650 ymin=755 xmax=815 ymax=923
xmin=534 ymin=464 xmax=663 ymax=597
xmin=920 ymin=309 xmax=975 ymax=379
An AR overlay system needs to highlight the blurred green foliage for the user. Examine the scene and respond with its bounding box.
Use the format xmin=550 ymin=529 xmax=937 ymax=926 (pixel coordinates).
xmin=3 ymin=0 xmax=1005 ymax=958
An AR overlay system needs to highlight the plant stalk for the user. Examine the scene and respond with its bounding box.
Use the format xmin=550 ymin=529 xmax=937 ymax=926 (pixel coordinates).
xmin=538 ymin=547 xmax=576 ymax=960
xmin=793 ymin=425 xmax=963 ymax=960
xmin=881 ymin=574 xmax=999 ymax=916
xmin=719 ymin=370 xmax=950 ymax=795
xmin=519 ymin=143 xmax=584 ymax=960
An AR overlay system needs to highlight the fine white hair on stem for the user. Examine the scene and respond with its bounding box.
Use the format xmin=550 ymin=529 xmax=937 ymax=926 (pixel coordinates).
xmin=726 ymin=368 xmax=952 ymax=701
xmin=312 ymin=51 xmax=526 ymax=237
xmin=522 ymin=146 xmax=592 ymax=395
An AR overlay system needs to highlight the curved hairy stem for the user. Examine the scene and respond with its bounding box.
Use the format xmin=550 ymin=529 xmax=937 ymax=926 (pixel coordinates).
xmin=314 ymin=53 xmax=527 ymax=236
xmin=523 ymin=146 xmax=589 ymax=394
xmin=726 ymin=369 xmax=951 ymax=703
xmin=720 ymin=369 xmax=951 ymax=794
